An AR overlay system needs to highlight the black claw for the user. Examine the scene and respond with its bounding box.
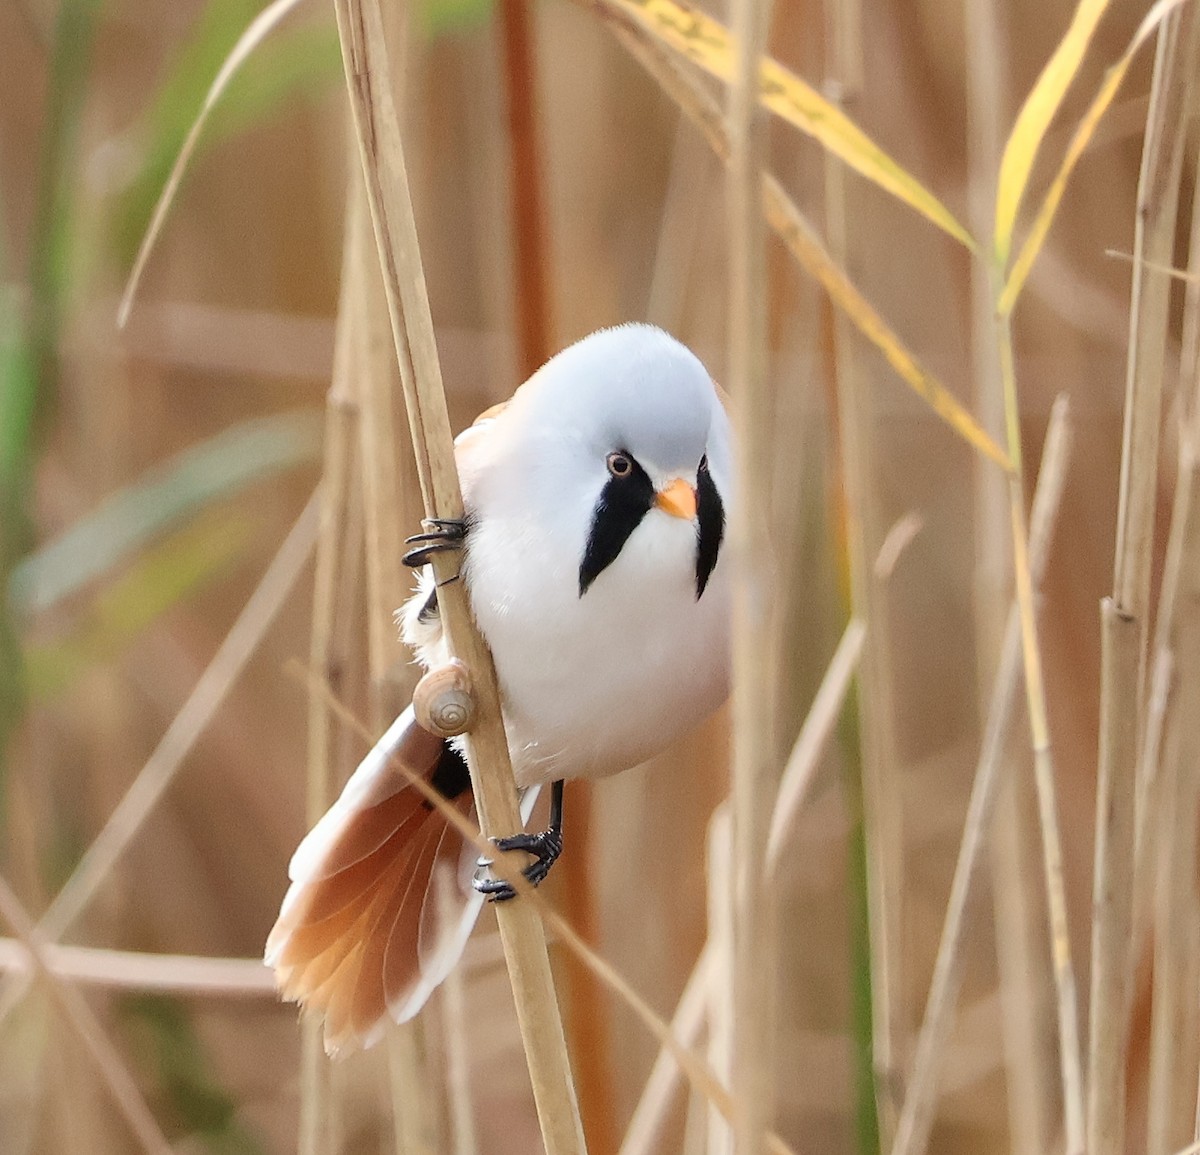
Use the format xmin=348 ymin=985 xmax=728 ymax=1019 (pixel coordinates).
xmin=403 ymin=518 xmax=468 ymax=568
xmin=472 ymin=828 xmax=564 ymax=903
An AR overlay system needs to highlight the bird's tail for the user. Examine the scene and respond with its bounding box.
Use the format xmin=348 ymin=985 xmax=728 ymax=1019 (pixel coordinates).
xmin=265 ymin=706 xmax=483 ymax=1055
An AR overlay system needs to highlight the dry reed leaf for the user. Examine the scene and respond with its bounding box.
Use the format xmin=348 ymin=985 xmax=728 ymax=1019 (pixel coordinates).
xmin=618 ymin=941 xmax=715 ymax=1155
xmin=609 ymin=23 xmax=1011 ymax=468
xmin=0 ymin=877 xmax=173 ymax=1155
xmin=1105 ymin=247 xmax=1200 ymax=283
xmin=764 ymin=182 xmax=1011 ymax=470
xmin=590 ymin=0 xmax=976 ymax=249
xmin=0 ymin=494 xmax=320 ymax=1030
xmin=891 ymin=395 xmax=1073 ymax=1155
xmin=993 ymin=0 xmax=1110 ymax=266
xmin=765 ymin=617 xmax=866 ymax=872
xmin=1000 ymin=0 xmax=1188 ymax=314
xmin=0 ymin=941 xmax=277 ymax=994
xmin=118 ymin=0 xmax=307 ymax=327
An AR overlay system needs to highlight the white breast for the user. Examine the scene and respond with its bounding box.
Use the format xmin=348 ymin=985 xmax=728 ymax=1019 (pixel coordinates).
xmin=461 ymin=500 xmax=731 ymax=788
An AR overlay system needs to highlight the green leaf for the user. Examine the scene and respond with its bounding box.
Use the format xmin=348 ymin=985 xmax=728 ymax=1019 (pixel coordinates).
xmin=121 ymin=995 xmax=268 ymax=1154
xmin=9 ymin=410 xmax=321 ymax=617
xmin=420 ymin=0 xmax=496 ymax=38
xmin=24 ymin=513 xmax=250 ymax=700
xmin=113 ymin=1 xmax=341 ymax=264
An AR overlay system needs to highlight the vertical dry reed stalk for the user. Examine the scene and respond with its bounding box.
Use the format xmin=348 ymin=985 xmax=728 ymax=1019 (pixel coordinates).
xmin=332 ymin=2 xmax=587 ymax=1150
xmin=496 ymin=6 xmax=616 ymax=1141
xmin=965 ymin=3 xmax=1055 ymax=1150
xmin=1146 ymin=576 xmax=1200 ymax=1154
xmin=499 ymin=0 xmax=553 ymax=377
xmin=708 ymin=806 xmax=734 ymax=1155
xmin=299 ymin=175 xmax=366 ymax=1155
xmin=1141 ymin=62 xmax=1200 ymax=1153
xmin=620 ymin=606 xmax=865 ymax=1155
xmin=1095 ymin=13 xmax=1198 ymax=1155
xmin=1087 ymin=595 xmax=1139 ymax=1155
xmin=996 ymin=308 xmax=1085 ymax=1155
xmin=727 ymin=0 xmax=778 ymax=1148
xmin=346 ymin=8 xmax=444 ymax=1134
xmin=354 ymin=155 xmax=442 ymax=1151
xmin=892 ymin=395 xmax=1072 ymax=1155
xmin=436 ymin=867 xmax=479 ymax=1155
xmin=821 ymin=0 xmax=902 ymax=1142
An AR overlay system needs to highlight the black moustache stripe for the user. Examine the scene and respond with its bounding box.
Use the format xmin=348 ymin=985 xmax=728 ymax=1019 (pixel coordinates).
xmin=578 ymin=457 xmax=656 ymax=595
xmin=695 ymin=457 xmax=724 ymax=599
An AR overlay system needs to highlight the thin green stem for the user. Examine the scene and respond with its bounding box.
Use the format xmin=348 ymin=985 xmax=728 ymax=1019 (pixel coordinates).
xmin=839 ymin=682 xmax=881 ymax=1155
xmin=2 ymin=0 xmax=103 ymax=836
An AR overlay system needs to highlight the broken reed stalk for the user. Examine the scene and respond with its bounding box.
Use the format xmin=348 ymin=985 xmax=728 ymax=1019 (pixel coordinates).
xmin=821 ymin=2 xmax=899 ymax=1143
xmin=1098 ymin=15 xmax=1198 ymax=1155
xmin=891 ymin=394 xmax=1072 ymax=1155
xmin=299 ymin=176 xmax=365 ymax=1155
xmin=1086 ymin=597 xmax=1139 ymax=1155
xmin=331 ymin=3 xmax=587 ymax=1151
xmin=995 ymin=304 xmax=1085 ymax=1155
xmin=0 ymin=493 xmax=320 ymax=1030
xmin=728 ymin=0 xmax=778 ymax=1147
xmin=0 ymin=875 xmax=172 ymax=1155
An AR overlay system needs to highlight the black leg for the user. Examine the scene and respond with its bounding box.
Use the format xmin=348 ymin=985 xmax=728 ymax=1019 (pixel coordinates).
xmin=402 ymin=518 xmax=468 ymax=569
xmin=474 ymin=780 xmax=565 ymax=902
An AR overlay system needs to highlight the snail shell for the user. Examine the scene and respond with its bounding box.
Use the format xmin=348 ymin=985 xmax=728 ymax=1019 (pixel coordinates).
xmin=412 ymin=659 xmax=475 ymax=738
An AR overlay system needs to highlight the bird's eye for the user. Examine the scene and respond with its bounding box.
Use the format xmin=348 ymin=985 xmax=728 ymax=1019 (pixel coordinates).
xmin=607 ymin=452 xmax=633 ymax=478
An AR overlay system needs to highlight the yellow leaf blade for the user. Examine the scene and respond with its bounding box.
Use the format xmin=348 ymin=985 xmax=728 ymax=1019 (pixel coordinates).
xmin=763 ymin=177 xmax=1011 ymax=471
xmin=597 ymin=0 xmax=976 ymax=250
xmin=994 ymin=0 xmax=1110 ymax=267
xmin=1000 ymin=0 xmax=1186 ymax=314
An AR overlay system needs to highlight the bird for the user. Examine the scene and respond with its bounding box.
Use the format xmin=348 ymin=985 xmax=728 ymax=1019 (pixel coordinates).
xmin=265 ymin=323 xmax=734 ymax=1054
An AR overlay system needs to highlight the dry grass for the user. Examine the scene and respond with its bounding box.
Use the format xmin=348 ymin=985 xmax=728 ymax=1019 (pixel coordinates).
xmin=3 ymin=0 xmax=1200 ymax=1153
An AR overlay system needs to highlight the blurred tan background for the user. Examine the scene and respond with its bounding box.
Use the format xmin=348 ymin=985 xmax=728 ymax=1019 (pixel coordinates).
xmin=0 ymin=0 xmax=1179 ymax=1152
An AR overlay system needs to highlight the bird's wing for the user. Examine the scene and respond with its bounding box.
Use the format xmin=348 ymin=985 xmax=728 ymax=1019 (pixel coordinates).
xmin=397 ymin=394 xmax=516 ymax=661
xmin=265 ymin=706 xmax=484 ymax=1055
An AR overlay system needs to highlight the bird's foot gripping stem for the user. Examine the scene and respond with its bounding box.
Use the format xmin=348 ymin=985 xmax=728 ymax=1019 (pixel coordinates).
xmin=474 ymin=828 xmax=563 ymax=902
xmin=473 ymin=781 xmax=565 ymax=902
xmin=402 ymin=518 xmax=468 ymax=569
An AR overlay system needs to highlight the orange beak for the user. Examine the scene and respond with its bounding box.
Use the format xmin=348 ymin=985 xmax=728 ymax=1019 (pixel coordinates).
xmin=654 ymin=477 xmax=698 ymax=520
